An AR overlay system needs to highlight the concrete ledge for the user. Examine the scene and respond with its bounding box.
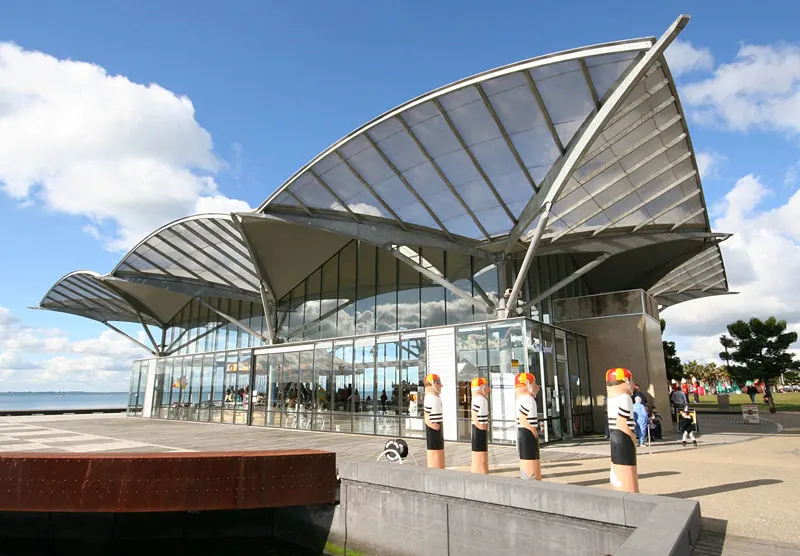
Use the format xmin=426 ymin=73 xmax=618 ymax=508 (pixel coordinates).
xmin=338 ymin=462 xmax=702 ymax=555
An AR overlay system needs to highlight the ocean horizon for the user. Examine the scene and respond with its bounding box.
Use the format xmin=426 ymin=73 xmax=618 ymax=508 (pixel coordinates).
xmin=0 ymin=391 xmax=128 ymax=411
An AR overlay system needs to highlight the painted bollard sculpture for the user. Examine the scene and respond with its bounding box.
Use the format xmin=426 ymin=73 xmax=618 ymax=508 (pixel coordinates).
xmin=515 ymin=372 xmax=541 ymax=480
xmin=423 ymin=373 xmax=445 ymax=469
xmin=470 ymin=377 xmax=490 ymax=474
xmin=606 ymin=367 xmax=640 ymax=493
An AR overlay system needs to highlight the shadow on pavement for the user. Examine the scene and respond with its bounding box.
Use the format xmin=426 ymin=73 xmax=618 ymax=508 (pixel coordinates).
xmin=489 ymin=461 xmax=582 ymax=474
xmin=543 ymin=467 xmax=607 ymax=479
xmin=663 ymin=478 xmax=783 ymax=499
xmin=571 ymin=470 xmax=680 ymax=487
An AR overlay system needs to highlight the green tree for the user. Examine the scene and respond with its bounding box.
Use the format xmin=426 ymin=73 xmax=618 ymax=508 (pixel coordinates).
xmin=683 ymin=360 xmax=726 ymax=386
xmin=719 ymin=335 xmax=735 ymax=383
xmin=784 ymin=370 xmax=800 ymax=385
xmin=720 ymin=317 xmax=800 ymax=413
xmin=661 ymin=319 xmax=684 ymax=382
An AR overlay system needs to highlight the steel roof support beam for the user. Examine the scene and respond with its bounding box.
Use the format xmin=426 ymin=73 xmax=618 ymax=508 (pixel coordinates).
xmin=102 ymin=321 xmax=158 ymax=357
xmin=579 ymin=59 xmax=601 ymax=109
xmin=550 ymin=135 xmax=688 ymax=239
xmin=503 ymin=202 xmax=552 ymax=317
xmin=506 ymin=15 xmax=689 ymax=252
xmin=387 ymin=245 xmax=494 ymax=314
xmin=518 ymin=253 xmax=611 ymax=314
xmin=397 ymin=115 xmax=491 ymax=239
xmin=165 ymin=321 xmax=227 ymax=356
xmin=633 ymin=190 xmax=702 ymax=232
xmin=592 ymin=169 xmax=696 ymax=236
xmin=433 ymin=96 xmax=517 ymax=221
xmin=308 ymin=168 xmax=362 ymax=223
xmin=476 ymin=83 xmax=539 ymax=194
xmin=195 ymin=297 xmax=269 ymax=344
xmin=96 ymin=276 xmax=168 ymax=327
xmin=179 ymin=223 xmax=261 ymax=288
xmin=522 ymin=71 xmax=565 ymax=154
xmin=333 ymin=151 xmax=408 ymax=228
xmin=155 ymin=234 xmax=246 ymax=290
xmin=254 ymin=209 xmax=487 ymax=259
xmin=231 ymin=214 xmax=280 ymax=344
xmin=137 ymin=314 xmax=163 ymax=356
xmin=363 ymin=133 xmax=455 ymax=239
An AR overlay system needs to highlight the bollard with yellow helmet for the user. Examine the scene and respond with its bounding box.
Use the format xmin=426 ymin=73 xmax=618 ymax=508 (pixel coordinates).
xmin=470 ymin=377 xmax=490 ymax=474
xmin=423 ymin=373 xmax=445 ymax=469
xmin=606 ymin=367 xmax=639 ymax=493
xmin=515 ymin=372 xmax=541 ymax=480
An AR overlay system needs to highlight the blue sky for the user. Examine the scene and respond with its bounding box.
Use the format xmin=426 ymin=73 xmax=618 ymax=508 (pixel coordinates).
xmin=1 ymin=1 xmax=800 ymax=390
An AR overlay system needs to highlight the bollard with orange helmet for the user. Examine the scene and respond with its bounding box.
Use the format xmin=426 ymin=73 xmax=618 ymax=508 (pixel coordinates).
xmin=606 ymin=367 xmax=639 ymax=493
xmin=515 ymin=372 xmax=542 ymax=480
xmin=423 ymin=373 xmax=445 ymax=469
xmin=470 ymin=377 xmax=490 ymax=474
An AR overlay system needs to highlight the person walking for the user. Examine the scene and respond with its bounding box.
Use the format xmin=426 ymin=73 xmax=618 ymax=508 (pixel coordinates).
xmin=678 ymin=406 xmax=697 ymax=447
xmin=632 ymin=396 xmax=648 ymax=447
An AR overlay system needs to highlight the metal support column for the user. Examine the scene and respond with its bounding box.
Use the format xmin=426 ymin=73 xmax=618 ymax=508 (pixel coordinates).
xmin=504 ymin=202 xmax=552 ymax=317
xmin=102 ymin=321 xmax=158 ymax=357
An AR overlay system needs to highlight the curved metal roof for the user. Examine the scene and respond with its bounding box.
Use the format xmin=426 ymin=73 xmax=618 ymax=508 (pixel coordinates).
xmin=648 ymin=244 xmax=732 ymax=307
xmin=39 ymin=270 xmax=161 ymax=325
xmin=38 ymin=18 xmax=732 ymax=331
xmin=111 ymin=214 xmax=262 ymax=300
xmin=259 ymin=39 xmax=654 ymax=241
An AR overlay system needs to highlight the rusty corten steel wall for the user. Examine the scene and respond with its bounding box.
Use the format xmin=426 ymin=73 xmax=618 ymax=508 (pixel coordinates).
xmin=0 ymin=450 xmax=336 ymax=512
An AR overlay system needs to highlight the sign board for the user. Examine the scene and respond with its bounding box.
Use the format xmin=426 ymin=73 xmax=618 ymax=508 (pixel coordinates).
xmin=741 ymin=404 xmax=760 ymax=424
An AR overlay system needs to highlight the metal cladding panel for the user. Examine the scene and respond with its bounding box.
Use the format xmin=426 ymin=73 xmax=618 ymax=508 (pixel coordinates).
xmin=0 ymin=450 xmax=336 ymax=512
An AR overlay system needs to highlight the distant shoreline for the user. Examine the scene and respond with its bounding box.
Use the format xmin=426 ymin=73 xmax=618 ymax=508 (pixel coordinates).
xmin=0 ymin=391 xmax=127 ymax=394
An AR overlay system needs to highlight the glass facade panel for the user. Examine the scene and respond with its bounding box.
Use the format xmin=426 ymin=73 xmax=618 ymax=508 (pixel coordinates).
xmin=135 ymin=317 xmax=589 ymax=446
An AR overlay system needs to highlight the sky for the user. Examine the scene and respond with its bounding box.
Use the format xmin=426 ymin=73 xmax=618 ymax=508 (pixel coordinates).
xmin=1 ymin=1 xmax=799 ymax=391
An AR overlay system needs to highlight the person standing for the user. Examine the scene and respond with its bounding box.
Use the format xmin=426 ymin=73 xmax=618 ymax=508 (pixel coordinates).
xmin=423 ymin=373 xmax=445 ymax=469
xmin=632 ymin=395 xmax=648 ymax=447
xmin=606 ymin=367 xmax=639 ymax=493
xmin=515 ymin=372 xmax=541 ymax=481
xmin=470 ymin=377 xmax=490 ymax=474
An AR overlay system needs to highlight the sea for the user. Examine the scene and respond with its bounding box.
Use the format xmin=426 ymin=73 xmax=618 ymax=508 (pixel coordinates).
xmin=0 ymin=391 xmax=128 ymax=411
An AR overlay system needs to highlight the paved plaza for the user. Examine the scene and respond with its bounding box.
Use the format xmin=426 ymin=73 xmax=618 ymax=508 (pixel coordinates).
xmin=1 ymin=411 xmax=799 ymax=554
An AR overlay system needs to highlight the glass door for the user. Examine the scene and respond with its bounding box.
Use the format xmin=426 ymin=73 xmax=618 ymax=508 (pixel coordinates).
xmin=554 ymin=329 xmax=572 ymax=439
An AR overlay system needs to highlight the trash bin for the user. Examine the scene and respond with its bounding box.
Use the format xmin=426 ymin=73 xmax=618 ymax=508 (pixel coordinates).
xmin=717 ymin=394 xmax=730 ymax=410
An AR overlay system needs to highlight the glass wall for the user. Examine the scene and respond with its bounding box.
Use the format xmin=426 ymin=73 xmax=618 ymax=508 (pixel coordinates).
xmin=126 ymin=360 xmax=147 ymax=415
xmin=137 ymin=317 xmax=589 ymax=445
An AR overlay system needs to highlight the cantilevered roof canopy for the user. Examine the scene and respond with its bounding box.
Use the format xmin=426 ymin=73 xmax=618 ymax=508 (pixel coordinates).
xmin=648 ymin=244 xmax=732 ymax=307
xmin=39 ymin=271 xmax=162 ymax=326
xmin=111 ymin=214 xmax=262 ymax=302
xmin=37 ymin=15 xmax=732 ymax=340
xmin=259 ymin=40 xmax=654 ymax=242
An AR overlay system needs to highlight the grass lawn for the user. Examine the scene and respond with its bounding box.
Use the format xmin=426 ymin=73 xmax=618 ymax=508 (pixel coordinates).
xmin=693 ymin=392 xmax=800 ymax=412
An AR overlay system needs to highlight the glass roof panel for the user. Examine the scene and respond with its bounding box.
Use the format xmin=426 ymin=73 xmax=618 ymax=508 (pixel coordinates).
xmin=438 ymin=212 xmax=484 ymax=239
xmin=372 ymin=174 xmax=441 ymax=230
xmin=402 ymin=100 xmax=440 ymax=126
xmin=530 ymin=61 xmax=594 ymax=146
xmin=374 ymin=125 xmax=427 ymax=172
xmin=272 ymin=191 xmax=300 ymax=207
xmin=487 ymin=169 xmax=533 ymax=212
xmin=444 ymin=88 xmax=501 ymax=147
xmin=337 ymin=133 xmax=371 ymax=159
xmin=346 ymin=143 xmax=395 ymax=185
xmin=473 ymin=204 xmax=514 ymax=236
xmin=289 ymin=173 xmax=345 ymax=213
xmin=438 ymin=85 xmax=481 ymax=112
xmin=407 ymin=107 xmax=460 ymax=158
xmin=586 ymin=52 xmax=639 ymax=99
xmin=342 ymin=188 xmax=391 ymax=219
xmin=508 ymin=127 xmax=560 ymax=180
xmin=433 ymin=149 xmax=483 ymax=189
xmin=317 ymin=157 xmax=363 ymax=202
xmin=488 ymin=75 xmax=549 ymax=134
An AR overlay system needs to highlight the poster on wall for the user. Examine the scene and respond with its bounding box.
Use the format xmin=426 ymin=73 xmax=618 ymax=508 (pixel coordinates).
xmin=489 ymin=371 xmax=516 ymax=441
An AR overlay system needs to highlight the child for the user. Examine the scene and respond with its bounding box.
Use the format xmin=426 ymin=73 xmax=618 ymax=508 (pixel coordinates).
xmin=678 ymin=406 xmax=697 ymax=447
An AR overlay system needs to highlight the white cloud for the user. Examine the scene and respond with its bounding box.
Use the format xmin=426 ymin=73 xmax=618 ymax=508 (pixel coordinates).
xmin=695 ymin=151 xmax=724 ymax=180
xmin=680 ymin=43 xmax=800 ymax=133
xmin=0 ymin=42 xmax=249 ymax=251
xmin=0 ymin=306 xmax=146 ymax=390
xmin=665 ymin=40 xmax=714 ymax=77
xmin=663 ymin=174 xmax=800 ymax=360
xmin=194 ymin=194 xmax=252 ymax=215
